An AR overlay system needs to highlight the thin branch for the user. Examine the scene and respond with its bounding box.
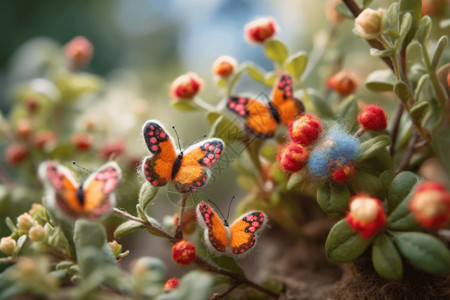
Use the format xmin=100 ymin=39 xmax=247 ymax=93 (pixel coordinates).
xmin=175 ymin=193 xmax=189 ymax=241
xmin=354 ymin=127 xmax=365 ymax=137
xmin=112 ymin=208 xmax=176 ymax=243
xmin=395 ymin=131 xmax=419 ymax=174
xmin=389 ymin=104 xmax=404 ymax=156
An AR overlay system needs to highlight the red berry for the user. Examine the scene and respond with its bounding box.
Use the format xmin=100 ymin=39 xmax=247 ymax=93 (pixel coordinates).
xmin=278 ymin=142 xmax=309 ymax=173
xmin=99 ymin=140 xmax=126 ymax=160
xmin=33 ymin=131 xmax=56 ymax=150
xmin=212 ymin=56 xmax=237 ymax=77
xmin=288 ymin=114 xmax=322 ymax=146
xmin=326 ymin=70 xmax=359 ymax=96
xmin=172 ymin=240 xmax=196 ymax=266
xmin=244 ymin=17 xmax=278 ymax=43
xmin=331 ymin=162 xmax=355 ymax=184
xmin=163 ymin=278 xmax=180 ymax=291
xmin=357 ymin=104 xmax=387 ymax=132
xmin=346 ymin=195 xmax=386 ymax=238
xmin=65 ymin=36 xmax=94 ymax=71
xmin=169 ymin=73 xmax=203 ymax=100
xmin=6 ymin=143 xmax=28 ymax=166
xmin=71 ymin=132 xmax=92 ymax=151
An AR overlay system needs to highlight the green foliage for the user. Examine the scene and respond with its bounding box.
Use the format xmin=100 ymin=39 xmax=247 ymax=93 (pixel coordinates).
xmin=156 ymin=271 xmax=213 ymax=300
xmin=387 ymin=171 xmax=420 ymax=212
xmin=317 ymin=183 xmax=350 ymax=214
xmin=285 ymin=52 xmax=308 ymax=78
xmin=372 ymin=234 xmax=403 ymax=280
xmin=325 ymin=219 xmax=374 ymax=263
xmin=264 ymin=39 xmax=289 ymax=64
xmin=365 ymin=69 xmax=395 ymax=92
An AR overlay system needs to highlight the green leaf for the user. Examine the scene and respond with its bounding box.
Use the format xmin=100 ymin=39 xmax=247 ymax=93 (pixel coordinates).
xmin=370 ymin=48 xmax=395 ymax=57
xmin=56 ymin=72 xmax=103 ymax=100
xmin=387 ymin=188 xmax=419 ymax=231
xmin=304 ymin=88 xmax=334 ymax=119
xmin=358 ymin=148 xmax=393 ymax=175
xmin=358 ymin=135 xmax=391 ymax=162
xmin=171 ymin=99 xmax=199 ymax=111
xmin=325 ymin=219 xmax=374 ymax=263
xmin=209 ymin=256 xmax=245 ymax=277
xmin=372 ymin=234 xmax=403 ymax=280
xmin=363 ymin=0 xmax=374 ymax=8
xmin=395 ymin=13 xmax=412 ymax=51
xmin=365 ymin=70 xmax=395 ymax=92
xmin=431 ymin=36 xmax=448 ymax=70
xmin=347 ymin=171 xmax=384 ymax=198
xmin=414 ymin=74 xmax=430 ymax=100
xmin=114 ymin=220 xmax=143 ymax=239
xmin=393 ymin=232 xmax=450 ymax=274
xmin=264 ymin=72 xmax=276 ymax=87
xmin=74 ymin=219 xmax=106 ymax=250
xmin=432 ymin=127 xmax=450 ymax=176
xmin=386 ymin=2 xmax=400 ymax=30
xmin=138 ymin=182 xmax=159 ymax=210
xmin=409 ymin=101 xmax=430 ymax=123
xmin=387 ymin=171 xmax=420 ymax=212
xmin=206 ymin=112 xmax=245 ymax=146
xmin=399 ymin=0 xmax=422 ymax=47
xmin=286 ymin=172 xmax=305 ymax=190
xmin=317 ymin=183 xmax=351 ymax=214
xmin=394 ymin=81 xmax=411 ymax=103
xmin=264 ymin=38 xmax=289 ymax=64
xmin=415 ymin=16 xmax=431 ymax=44
xmin=336 ymin=96 xmax=358 ymax=130
xmin=242 ymin=62 xmax=265 ymax=83
xmin=284 ymin=52 xmax=308 ymax=78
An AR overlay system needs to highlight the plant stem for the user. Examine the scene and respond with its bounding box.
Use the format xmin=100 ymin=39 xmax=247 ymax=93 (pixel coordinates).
xmin=389 ymin=104 xmax=404 ymax=156
xmin=395 ymin=131 xmax=419 ymax=174
xmin=209 ymin=282 xmax=239 ymax=300
xmin=175 ymin=193 xmax=189 ymax=241
xmin=354 ymin=127 xmax=365 ymax=137
xmin=114 ymin=207 xmax=280 ymax=299
xmin=112 ymin=208 xmax=176 ymax=243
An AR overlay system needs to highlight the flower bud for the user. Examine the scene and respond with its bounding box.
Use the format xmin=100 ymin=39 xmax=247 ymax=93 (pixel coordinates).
xmin=278 ymin=143 xmax=309 ymax=173
xmin=108 ymin=240 xmax=123 ymax=257
xmin=0 ymin=237 xmax=16 ymax=255
xmin=71 ymin=132 xmax=92 ymax=151
xmin=212 ymin=56 xmax=237 ymax=77
xmin=172 ymin=240 xmax=196 ymax=266
xmin=409 ymin=182 xmax=450 ymax=228
xmin=244 ymin=17 xmax=278 ymax=43
xmin=326 ymin=70 xmax=359 ymax=96
xmin=346 ymin=195 xmax=386 ymax=238
xmin=17 ymin=213 xmax=34 ymax=231
xmin=173 ymin=210 xmax=197 ymax=235
xmin=358 ymin=104 xmax=387 ymax=132
xmin=16 ymin=120 xmax=33 ymax=139
xmin=288 ymin=114 xmax=322 ymax=146
xmin=6 ymin=143 xmax=28 ymax=166
xmin=163 ymin=278 xmax=180 ymax=291
xmin=33 ymin=130 xmax=56 ymax=150
xmin=353 ymin=8 xmax=385 ymax=39
xmin=65 ymin=36 xmax=94 ymax=71
xmin=29 ymin=225 xmax=45 ymax=242
xmin=169 ymin=73 xmax=203 ymax=100
xmin=331 ymin=161 xmax=355 ymax=184
xmin=29 ymin=203 xmax=45 ymax=217
xmin=99 ymin=140 xmax=126 ymax=160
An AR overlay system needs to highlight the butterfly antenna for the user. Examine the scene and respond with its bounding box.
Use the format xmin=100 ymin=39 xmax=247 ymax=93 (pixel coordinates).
xmin=72 ymin=161 xmax=92 ymax=173
xmin=172 ymin=125 xmax=182 ymax=150
xmin=187 ymin=134 xmax=207 ymax=148
xmin=226 ymin=196 xmax=235 ymax=221
xmin=207 ymin=199 xmax=227 ymax=221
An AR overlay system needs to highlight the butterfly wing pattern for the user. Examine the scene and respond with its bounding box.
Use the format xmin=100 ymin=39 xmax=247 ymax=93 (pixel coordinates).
xmin=196 ymin=201 xmax=268 ymax=258
xmin=38 ymin=161 xmax=121 ymax=220
xmin=142 ymin=120 xmax=178 ymax=187
xmin=141 ymin=120 xmax=225 ymax=193
xmin=227 ymin=73 xmax=304 ymax=139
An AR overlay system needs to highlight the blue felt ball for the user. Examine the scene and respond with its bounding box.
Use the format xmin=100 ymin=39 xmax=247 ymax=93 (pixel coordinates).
xmin=328 ymin=126 xmax=360 ymax=161
xmin=308 ymin=150 xmax=330 ymax=178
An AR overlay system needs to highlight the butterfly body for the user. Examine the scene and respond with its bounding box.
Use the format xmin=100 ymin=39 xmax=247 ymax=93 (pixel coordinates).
xmin=141 ymin=120 xmax=225 ymax=193
xmin=227 ymin=73 xmax=304 ymax=139
xmin=196 ymin=201 xmax=268 ymax=257
xmin=38 ymin=161 xmax=121 ymax=220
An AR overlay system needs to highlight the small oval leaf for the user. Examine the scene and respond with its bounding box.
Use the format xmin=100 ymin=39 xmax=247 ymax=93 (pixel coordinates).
xmin=264 ymin=38 xmax=289 ymax=64
xmin=285 ymin=52 xmax=308 ymax=78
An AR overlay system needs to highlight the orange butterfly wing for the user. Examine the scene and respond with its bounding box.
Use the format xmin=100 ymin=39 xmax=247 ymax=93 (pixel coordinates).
xmin=142 ymin=120 xmax=177 ymax=187
xmin=173 ymin=139 xmax=225 ymax=193
xmin=82 ymin=162 xmax=121 ymax=220
xmin=229 ymin=211 xmax=268 ymax=256
xmin=271 ymin=74 xmax=305 ymax=125
xmin=39 ymin=162 xmax=83 ymax=219
xmin=227 ymin=96 xmax=278 ymax=139
xmin=196 ymin=202 xmax=229 ymax=254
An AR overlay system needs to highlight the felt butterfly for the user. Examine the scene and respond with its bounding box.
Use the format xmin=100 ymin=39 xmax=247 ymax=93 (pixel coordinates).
xmin=38 ymin=161 xmax=121 ymax=220
xmin=141 ymin=120 xmax=225 ymax=193
xmin=227 ymin=73 xmax=305 ymax=139
xmin=196 ymin=201 xmax=268 ymax=257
